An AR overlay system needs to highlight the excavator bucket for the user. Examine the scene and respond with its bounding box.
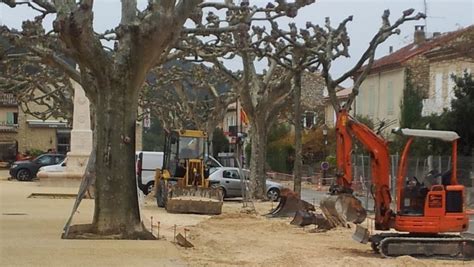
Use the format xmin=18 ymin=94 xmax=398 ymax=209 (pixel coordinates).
xmin=290 ymin=210 xmax=333 ymax=229
xmin=267 ymin=188 xmax=315 ymax=217
xmin=291 ymin=210 xmax=317 ymax=226
xmin=352 ymin=224 xmax=370 ymax=244
xmin=319 ymin=194 xmax=367 ymax=228
xmin=166 ymin=186 xmax=223 ymax=215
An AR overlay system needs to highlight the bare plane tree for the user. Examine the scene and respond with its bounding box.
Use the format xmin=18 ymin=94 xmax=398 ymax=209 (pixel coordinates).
xmin=1 ymin=0 xmax=203 ymax=239
xmin=178 ymin=0 xmax=315 ymax=199
xmin=252 ymin=8 xmax=425 ymax=194
xmin=142 ymin=63 xmax=236 ymax=140
xmin=314 ymin=10 xmax=426 ymax=109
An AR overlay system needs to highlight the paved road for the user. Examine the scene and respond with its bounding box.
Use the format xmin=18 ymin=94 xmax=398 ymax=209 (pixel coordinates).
xmin=301 ymin=187 xmax=474 ymax=234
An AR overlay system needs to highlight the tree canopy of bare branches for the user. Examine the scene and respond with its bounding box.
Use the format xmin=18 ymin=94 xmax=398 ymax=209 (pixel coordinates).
xmin=1 ymin=0 xmax=203 ymax=239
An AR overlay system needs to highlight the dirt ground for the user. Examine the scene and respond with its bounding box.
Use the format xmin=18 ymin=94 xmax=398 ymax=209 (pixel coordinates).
xmin=140 ymin=193 xmax=470 ymax=267
xmin=1 ymin=169 xmax=471 ymax=266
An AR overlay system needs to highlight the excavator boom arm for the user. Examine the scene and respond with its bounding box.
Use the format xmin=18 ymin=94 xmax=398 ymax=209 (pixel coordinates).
xmin=335 ymin=110 xmax=393 ymax=229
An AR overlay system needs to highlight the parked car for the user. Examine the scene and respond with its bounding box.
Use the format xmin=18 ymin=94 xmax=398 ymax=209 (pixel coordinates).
xmin=9 ymin=154 xmax=66 ymax=181
xmin=38 ymin=158 xmax=67 ymax=173
xmin=208 ymin=167 xmax=282 ymax=201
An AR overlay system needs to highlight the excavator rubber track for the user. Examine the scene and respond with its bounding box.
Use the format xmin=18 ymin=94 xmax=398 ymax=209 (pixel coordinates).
xmin=374 ymin=235 xmax=474 ymax=259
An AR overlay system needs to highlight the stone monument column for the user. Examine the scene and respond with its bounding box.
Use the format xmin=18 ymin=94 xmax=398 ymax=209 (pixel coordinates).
xmin=38 ymin=79 xmax=92 ymax=184
xmin=66 ymin=79 xmax=92 ymax=176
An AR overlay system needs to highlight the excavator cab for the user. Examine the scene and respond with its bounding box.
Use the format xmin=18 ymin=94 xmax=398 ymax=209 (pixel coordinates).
xmin=155 ymin=129 xmax=223 ymax=215
xmin=393 ymin=128 xmax=469 ymax=233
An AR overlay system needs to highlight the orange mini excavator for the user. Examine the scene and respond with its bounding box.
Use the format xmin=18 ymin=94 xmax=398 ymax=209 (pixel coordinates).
xmin=321 ymin=108 xmax=473 ymax=259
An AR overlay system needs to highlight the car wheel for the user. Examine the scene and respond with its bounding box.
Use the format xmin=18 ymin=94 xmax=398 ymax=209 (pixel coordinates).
xmin=156 ymin=179 xmax=167 ymax=208
xmin=267 ymin=188 xmax=280 ymax=201
xmin=144 ymin=181 xmax=154 ymax=195
xmin=17 ymin=169 xmax=32 ymax=181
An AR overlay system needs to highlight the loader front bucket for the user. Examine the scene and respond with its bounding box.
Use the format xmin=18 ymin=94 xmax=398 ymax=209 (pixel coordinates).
xmin=267 ymin=188 xmax=315 ymax=217
xmin=319 ymin=194 xmax=367 ymax=228
xmin=166 ymin=186 xmax=223 ymax=215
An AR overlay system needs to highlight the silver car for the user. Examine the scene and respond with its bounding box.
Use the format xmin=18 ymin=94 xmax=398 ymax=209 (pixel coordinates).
xmin=208 ymin=167 xmax=282 ymax=200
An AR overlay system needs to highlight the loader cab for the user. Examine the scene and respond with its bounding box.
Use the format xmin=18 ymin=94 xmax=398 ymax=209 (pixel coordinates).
xmin=393 ymin=128 xmax=468 ymax=233
xmin=163 ymin=129 xmax=209 ymax=186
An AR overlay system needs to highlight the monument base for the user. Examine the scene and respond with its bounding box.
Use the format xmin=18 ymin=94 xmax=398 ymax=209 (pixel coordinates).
xmin=36 ymin=150 xmax=90 ymax=188
xmin=66 ymin=151 xmax=90 ymax=174
xmin=37 ymin=171 xmax=83 ymax=187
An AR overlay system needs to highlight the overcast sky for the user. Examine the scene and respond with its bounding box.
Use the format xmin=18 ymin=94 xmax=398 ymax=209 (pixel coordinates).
xmin=1 ymin=0 xmax=473 ymax=86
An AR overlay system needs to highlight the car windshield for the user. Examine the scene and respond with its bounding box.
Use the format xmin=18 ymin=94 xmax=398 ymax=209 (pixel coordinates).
xmin=209 ymin=167 xmax=219 ymax=175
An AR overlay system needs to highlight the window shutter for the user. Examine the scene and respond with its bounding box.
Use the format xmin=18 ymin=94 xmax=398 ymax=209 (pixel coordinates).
xmin=6 ymin=112 xmax=14 ymax=124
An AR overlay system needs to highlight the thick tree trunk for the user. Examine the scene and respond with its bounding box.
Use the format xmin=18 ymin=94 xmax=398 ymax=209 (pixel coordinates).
xmin=250 ymin=116 xmax=267 ymax=199
xmin=293 ymin=72 xmax=303 ymax=196
xmin=92 ymin=81 xmax=144 ymax=236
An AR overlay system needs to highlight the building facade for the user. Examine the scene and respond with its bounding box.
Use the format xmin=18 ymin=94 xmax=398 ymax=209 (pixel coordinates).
xmin=355 ymin=25 xmax=474 ymax=134
xmin=0 ymin=92 xmax=71 ymax=156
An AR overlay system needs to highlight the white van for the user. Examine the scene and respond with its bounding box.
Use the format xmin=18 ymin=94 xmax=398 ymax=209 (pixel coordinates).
xmin=136 ymin=151 xmax=164 ymax=195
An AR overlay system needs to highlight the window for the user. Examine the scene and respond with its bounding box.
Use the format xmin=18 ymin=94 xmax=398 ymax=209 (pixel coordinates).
xmin=36 ymin=155 xmax=53 ymax=165
xmin=223 ymin=170 xmax=240 ymax=179
xmin=387 ymin=81 xmax=394 ymax=115
xmin=6 ymin=112 xmax=18 ymax=125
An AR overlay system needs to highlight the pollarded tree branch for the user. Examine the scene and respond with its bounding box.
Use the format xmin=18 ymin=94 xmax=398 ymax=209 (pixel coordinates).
xmin=293 ymin=9 xmax=427 ymax=111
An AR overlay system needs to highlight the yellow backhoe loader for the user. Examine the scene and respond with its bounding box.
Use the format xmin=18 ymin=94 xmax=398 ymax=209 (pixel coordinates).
xmin=154 ymin=129 xmax=223 ymax=215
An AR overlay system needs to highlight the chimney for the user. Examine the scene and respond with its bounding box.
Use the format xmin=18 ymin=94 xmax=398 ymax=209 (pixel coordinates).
xmin=414 ymin=25 xmax=426 ymax=44
xmin=389 ymin=46 xmax=393 ymax=54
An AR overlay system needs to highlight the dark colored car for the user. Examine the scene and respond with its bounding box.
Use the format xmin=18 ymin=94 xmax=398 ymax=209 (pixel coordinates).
xmin=9 ymin=154 xmax=66 ymax=181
